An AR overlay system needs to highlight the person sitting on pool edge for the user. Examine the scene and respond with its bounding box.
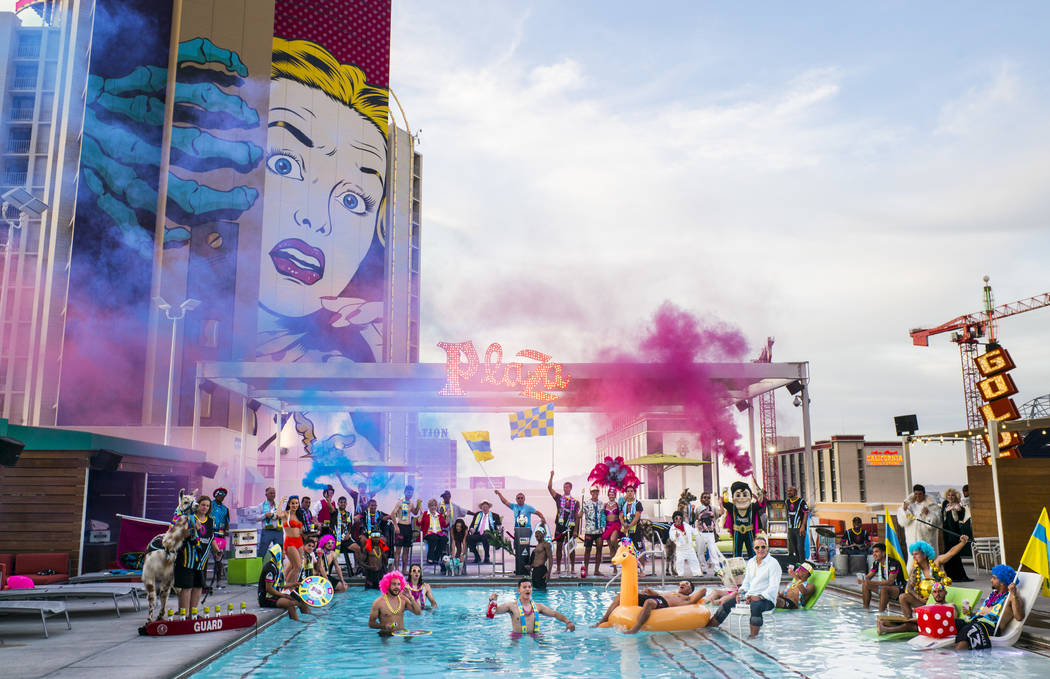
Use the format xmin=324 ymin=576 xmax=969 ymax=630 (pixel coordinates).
xmin=487 ymin=579 xmax=575 ymax=635
xmin=257 ymin=544 xmax=311 ymax=622
xmin=955 ymin=564 xmax=1025 ymax=651
xmin=861 ymin=541 xmax=905 ymax=612
xmin=369 ymin=570 xmax=422 ymax=636
xmin=876 ymin=581 xmax=959 ymax=636
xmin=776 ymin=560 xmax=816 ymax=609
xmin=593 ymin=580 xmax=708 ymax=634
xmin=707 ymin=535 xmax=782 ymax=639
xmin=899 ymin=535 xmax=970 ymax=618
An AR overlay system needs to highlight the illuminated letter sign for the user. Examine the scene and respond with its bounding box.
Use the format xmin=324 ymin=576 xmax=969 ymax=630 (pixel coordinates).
xmin=438 ymin=341 xmax=572 ymax=401
xmin=865 ymin=450 xmax=903 ymax=466
xmin=974 ymin=346 xmax=1021 ymax=460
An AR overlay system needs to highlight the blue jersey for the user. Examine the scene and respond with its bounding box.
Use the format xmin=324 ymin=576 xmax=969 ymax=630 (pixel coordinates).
xmin=210 ymin=503 xmax=230 ymax=532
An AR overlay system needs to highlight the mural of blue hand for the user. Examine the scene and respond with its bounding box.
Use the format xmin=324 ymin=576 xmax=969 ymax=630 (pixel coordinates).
xmin=80 ymin=37 xmax=262 ymax=250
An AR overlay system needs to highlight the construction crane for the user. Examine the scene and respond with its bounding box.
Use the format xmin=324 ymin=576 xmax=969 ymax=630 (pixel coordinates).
xmin=909 ymin=276 xmax=1050 ymax=461
xmin=754 ymin=337 xmax=780 ymax=499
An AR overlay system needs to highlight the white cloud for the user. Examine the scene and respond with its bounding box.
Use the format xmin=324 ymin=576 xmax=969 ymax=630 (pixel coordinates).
xmin=390 ymin=5 xmax=1050 ymax=488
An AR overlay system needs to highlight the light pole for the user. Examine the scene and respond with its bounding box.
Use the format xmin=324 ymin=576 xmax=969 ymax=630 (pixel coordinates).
xmin=153 ymin=296 xmax=200 ymax=445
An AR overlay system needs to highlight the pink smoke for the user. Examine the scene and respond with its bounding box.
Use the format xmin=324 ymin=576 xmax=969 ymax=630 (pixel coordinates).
xmin=591 ymin=301 xmax=753 ymax=475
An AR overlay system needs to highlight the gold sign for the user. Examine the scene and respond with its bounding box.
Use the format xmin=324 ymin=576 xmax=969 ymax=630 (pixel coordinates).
xmin=974 ymin=346 xmax=1021 ymax=460
xmin=866 ymin=451 xmax=903 ymax=466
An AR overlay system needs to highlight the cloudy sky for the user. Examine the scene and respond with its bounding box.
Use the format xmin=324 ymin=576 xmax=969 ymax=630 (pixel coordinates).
xmin=389 ymin=1 xmax=1050 ymax=487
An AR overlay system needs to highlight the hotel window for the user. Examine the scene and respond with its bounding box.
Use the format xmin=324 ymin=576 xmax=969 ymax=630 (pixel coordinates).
xmin=829 ymin=449 xmax=838 ymax=502
xmin=817 ymin=450 xmax=826 ymax=502
xmin=857 ymin=446 xmax=867 ymax=502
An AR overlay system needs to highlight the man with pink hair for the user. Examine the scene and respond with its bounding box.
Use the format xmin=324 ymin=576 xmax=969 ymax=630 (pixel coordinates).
xmin=368 ymin=570 xmax=421 ymax=635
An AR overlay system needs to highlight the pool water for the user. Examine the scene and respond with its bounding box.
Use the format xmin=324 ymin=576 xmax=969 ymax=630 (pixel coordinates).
xmin=193 ymin=586 xmax=1050 ymax=678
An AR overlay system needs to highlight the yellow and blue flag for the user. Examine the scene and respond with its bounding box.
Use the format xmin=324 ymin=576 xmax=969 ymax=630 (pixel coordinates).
xmin=462 ymin=431 xmax=494 ymax=462
xmin=1020 ymin=507 xmax=1050 ymax=597
xmin=883 ymin=508 xmax=907 ymax=571
xmin=509 ymin=403 xmax=554 ymax=440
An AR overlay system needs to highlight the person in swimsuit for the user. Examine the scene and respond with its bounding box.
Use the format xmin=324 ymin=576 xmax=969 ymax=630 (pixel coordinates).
xmin=899 ymin=535 xmax=969 ymax=618
xmin=368 ymin=570 xmax=422 ymax=635
xmin=487 ymin=579 xmax=575 ymax=635
xmin=877 ymin=581 xmax=960 ymax=635
xmin=529 ymin=528 xmax=553 ymax=590
xmin=593 ymin=580 xmax=706 ymax=634
xmin=547 ymin=470 xmax=581 ymax=576
xmin=406 ymin=563 xmax=437 ymax=609
xmin=277 ymin=496 xmax=305 ymax=587
xmin=318 ymin=535 xmax=348 ymax=593
xmin=258 ymin=544 xmax=310 ymax=621
xmin=602 ymin=487 xmax=622 ymax=568
xmin=776 ymin=560 xmax=816 ymax=609
xmin=391 ymin=486 xmax=421 ymax=574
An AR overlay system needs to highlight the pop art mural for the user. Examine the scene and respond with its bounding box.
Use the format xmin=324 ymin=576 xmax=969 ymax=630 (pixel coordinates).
xmin=60 ymin=0 xmax=396 ymax=496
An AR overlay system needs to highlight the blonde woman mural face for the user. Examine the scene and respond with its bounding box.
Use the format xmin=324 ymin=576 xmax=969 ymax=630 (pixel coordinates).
xmin=260 ymin=78 xmax=385 ymax=318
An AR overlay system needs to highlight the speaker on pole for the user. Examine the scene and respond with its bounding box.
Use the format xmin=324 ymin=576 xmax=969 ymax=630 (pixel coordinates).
xmin=200 ymin=461 xmax=219 ymax=478
xmin=0 ymin=437 xmax=25 ymax=467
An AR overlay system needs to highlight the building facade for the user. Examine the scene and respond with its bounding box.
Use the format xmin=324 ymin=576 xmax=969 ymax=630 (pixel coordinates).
xmin=595 ymin=414 xmax=715 ymax=514
xmin=0 ymin=1 xmax=423 ymax=512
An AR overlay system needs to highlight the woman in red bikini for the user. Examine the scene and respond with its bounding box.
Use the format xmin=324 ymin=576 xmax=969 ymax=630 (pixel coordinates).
xmin=602 ymin=488 xmax=622 ymax=571
xmin=278 ymin=496 xmax=305 ymax=588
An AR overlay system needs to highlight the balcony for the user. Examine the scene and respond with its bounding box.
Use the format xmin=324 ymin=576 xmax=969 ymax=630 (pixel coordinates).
xmin=10 ymin=109 xmax=34 ymax=121
xmin=11 ymin=77 xmax=37 ymax=90
xmin=17 ymin=45 xmax=40 ymax=59
xmin=6 ymin=140 xmax=31 ymax=154
xmin=3 ymin=172 xmax=28 ymax=186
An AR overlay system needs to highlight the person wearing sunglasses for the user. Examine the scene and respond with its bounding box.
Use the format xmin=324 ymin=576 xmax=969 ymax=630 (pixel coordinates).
xmin=707 ymin=536 xmax=782 ymax=638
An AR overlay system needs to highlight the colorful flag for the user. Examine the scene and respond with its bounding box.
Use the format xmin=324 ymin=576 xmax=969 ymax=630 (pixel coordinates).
xmin=509 ymin=403 xmax=554 ymax=440
xmin=883 ymin=508 xmax=907 ymax=571
xmin=1020 ymin=507 xmax=1050 ymax=597
xmin=462 ymin=431 xmax=494 ymax=462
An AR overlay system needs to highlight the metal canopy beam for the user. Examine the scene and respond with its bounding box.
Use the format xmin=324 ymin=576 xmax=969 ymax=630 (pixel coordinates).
xmin=197 ymin=360 xmax=808 ymax=413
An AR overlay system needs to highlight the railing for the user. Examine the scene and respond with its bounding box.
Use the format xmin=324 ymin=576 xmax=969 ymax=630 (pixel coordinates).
xmin=10 ymin=109 xmax=34 ymax=121
xmin=11 ymin=77 xmax=37 ymax=89
xmin=17 ymin=45 xmax=40 ymax=59
xmin=6 ymin=140 xmax=31 ymax=154
xmin=3 ymin=172 xmax=28 ymax=186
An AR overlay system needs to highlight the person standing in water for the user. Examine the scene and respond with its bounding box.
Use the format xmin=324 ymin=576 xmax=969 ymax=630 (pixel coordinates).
xmin=487 ymin=579 xmax=575 ymax=636
xmin=368 ymin=570 xmax=421 ymax=635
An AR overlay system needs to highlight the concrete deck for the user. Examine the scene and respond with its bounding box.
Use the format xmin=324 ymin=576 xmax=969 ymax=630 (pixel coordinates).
xmin=0 ymin=586 xmax=282 ymax=679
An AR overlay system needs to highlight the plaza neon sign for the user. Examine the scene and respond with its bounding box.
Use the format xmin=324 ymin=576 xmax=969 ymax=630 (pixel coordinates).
xmin=437 ymin=341 xmax=572 ymax=401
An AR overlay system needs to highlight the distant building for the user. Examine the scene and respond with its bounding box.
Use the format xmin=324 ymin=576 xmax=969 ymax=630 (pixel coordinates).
xmin=407 ymin=433 xmax=456 ymax=500
xmin=596 ymin=414 xmax=715 ymax=515
xmin=776 ymin=435 xmax=907 ymax=523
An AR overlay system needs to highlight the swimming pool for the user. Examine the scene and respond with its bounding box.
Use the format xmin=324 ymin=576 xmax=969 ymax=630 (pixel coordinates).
xmin=191 ymin=586 xmax=1050 ymax=678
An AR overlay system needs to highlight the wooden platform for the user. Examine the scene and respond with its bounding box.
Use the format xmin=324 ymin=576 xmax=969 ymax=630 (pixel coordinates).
xmin=968 ymin=457 xmax=1050 ymax=564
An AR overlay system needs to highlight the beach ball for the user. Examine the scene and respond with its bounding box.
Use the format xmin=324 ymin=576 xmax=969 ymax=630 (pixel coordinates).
xmin=916 ymin=605 xmax=955 ymax=638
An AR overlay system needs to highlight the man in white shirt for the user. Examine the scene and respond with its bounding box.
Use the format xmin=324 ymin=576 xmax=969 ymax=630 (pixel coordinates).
xmin=669 ymin=510 xmax=702 ymax=577
xmin=708 ymin=536 xmax=782 ymax=638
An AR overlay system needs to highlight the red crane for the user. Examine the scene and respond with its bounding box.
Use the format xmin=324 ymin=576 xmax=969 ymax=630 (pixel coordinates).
xmin=909 ymin=276 xmax=1050 ymax=461
xmin=754 ymin=337 xmax=780 ymax=498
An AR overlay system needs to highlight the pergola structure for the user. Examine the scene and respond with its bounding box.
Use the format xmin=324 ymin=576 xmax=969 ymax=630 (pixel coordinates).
xmin=191 ymin=359 xmax=815 ymax=501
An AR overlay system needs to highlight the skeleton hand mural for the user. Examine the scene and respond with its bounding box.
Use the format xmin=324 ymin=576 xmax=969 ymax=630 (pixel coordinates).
xmin=80 ymin=37 xmax=262 ymax=250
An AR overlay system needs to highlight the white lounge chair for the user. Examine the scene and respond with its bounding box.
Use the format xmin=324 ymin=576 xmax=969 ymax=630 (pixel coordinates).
xmin=0 ymin=583 xmax=143 ymax=616
xmin=0 ymin=600 xmax=71 ymax=638
xmin=908 ymin=571 xmax=1042 ymax=650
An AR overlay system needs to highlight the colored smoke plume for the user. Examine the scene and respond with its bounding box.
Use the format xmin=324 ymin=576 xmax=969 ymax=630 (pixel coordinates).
xmin=591 ymin=301 xmax=753 ymax=475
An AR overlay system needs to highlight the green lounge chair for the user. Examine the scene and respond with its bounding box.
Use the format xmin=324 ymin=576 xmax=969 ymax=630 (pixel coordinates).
xmin=776 ymin=567 xmax=835 ymax=611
